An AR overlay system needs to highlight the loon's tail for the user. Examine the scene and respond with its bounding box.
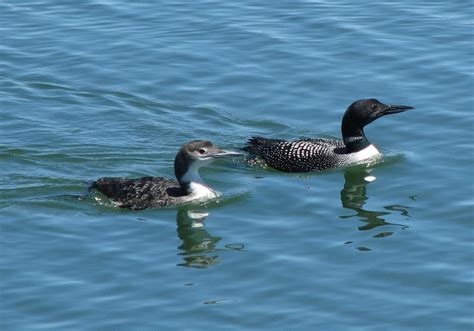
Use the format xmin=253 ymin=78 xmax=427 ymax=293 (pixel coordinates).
xmin=241 ymin=136 xmax=283 ymax=154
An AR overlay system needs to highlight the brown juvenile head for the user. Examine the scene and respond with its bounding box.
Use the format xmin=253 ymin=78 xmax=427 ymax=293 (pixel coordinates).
xmin=174 ymin=140 xmax=242 ymax=187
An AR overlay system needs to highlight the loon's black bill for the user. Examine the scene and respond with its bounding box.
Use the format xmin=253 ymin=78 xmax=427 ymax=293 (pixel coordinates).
xmin=383 ymin=104 xmax=414 ymax=115
xmin=210 ymin=150 xmax=244 ymax=159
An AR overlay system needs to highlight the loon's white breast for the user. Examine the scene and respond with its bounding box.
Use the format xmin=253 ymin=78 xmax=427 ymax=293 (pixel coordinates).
xmin=187 ymin=182 xmax=220 ymax=201
xmin=349 ymin=144 xmax=380 ymax=162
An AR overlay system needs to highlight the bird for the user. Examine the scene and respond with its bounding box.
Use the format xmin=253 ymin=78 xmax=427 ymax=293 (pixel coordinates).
xmin=243 ymin=99 xmax=413 ymax=172
xmin=90 ymin=140 xmax=242 ymax=210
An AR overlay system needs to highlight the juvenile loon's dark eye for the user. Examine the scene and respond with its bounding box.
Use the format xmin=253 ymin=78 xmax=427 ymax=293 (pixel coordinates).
xmin=198 ymin=148 xmax=206 ymax=154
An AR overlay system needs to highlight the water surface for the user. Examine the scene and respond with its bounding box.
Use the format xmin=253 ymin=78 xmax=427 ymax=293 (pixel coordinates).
xmin=1 ymin=1 xmax=473 ymax=330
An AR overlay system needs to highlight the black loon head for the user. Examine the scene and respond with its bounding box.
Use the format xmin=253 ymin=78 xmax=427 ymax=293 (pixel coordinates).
xmin=341 ymin=99 xmax=414 ymax=152
xmin=174 ymin=140 xmax=242 ymax=189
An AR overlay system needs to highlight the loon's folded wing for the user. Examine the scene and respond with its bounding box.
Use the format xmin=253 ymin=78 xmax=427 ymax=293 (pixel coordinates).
xmin=243 ymin=136 xmax=344 ymax=172
xmin=91 ymin=176 xmax=184 ymax=209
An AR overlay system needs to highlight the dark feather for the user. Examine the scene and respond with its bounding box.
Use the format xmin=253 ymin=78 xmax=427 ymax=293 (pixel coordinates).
xmin=91 ymin=176 xmax=188 ymax=210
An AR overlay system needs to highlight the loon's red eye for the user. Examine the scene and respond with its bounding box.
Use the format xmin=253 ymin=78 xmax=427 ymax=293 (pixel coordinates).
xmin=198 ymin=148 xmax=206 ymax=154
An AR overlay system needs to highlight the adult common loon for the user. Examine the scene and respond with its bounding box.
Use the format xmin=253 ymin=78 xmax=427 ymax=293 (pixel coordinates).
xmin=91 ymin=141 xmax=242 ymax=210
xmin=243 ymin=99 xmax=413 ymax=172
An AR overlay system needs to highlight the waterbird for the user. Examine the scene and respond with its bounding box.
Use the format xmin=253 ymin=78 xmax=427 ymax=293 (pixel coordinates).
xmin=91 ymin=140 xmax=242 ymax=210
xmin=243 ymin=99 xmax=413 ymax=172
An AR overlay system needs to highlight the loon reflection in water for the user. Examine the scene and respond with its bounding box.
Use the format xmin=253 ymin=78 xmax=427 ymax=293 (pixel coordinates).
xmin=244 ymin=99 xmax=413 ymax=172
xmin=176 ymin=208 xmax=220 ymax=268
xmin=91 ymin=140 xmax=242 ymax=210
xmin=340 ymin=167 xmax=411 ymax=233
xmin=176 ymin=208 xmax=244 ymax=268
xmin=171 ymin=168 xmax=411 ymax=264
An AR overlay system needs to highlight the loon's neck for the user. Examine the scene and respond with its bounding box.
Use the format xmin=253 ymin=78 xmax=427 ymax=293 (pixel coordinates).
xmin=341 ymin=118 xmax=371 ymax=153
xmin=178 ymin=163 xmax=218 ymax=200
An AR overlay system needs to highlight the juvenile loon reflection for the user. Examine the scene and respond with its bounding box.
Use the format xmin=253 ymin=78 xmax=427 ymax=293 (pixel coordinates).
xmin=175 ymin=208 xmax=244 ymax=268
xmin=176 ymin=208 xmax=220 ymax=268
xmin=340 ymin=168 xmax=411 ymax=233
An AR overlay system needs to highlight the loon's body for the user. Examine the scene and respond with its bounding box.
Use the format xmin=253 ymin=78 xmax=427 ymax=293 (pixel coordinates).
xmin=91 ymin=141 xmax=241 ymax=210
xmin=244 ymin=137 xmax=380 ymax=173
xmin=243 ymin=99 xmax=413 ymax=172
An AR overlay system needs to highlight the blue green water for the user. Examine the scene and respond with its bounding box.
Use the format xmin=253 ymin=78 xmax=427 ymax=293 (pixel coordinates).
xmin=1 ymin=1 xmax=473 ymax=330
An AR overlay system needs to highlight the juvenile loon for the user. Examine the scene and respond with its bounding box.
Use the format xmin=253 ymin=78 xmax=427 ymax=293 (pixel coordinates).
xmin=243 ymin=99 xmax=413 ymax=172
xmin=91 ymin=141 xmax=242 ymax=210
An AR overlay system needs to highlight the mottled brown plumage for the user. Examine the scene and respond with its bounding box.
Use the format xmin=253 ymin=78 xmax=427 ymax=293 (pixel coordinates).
xmin=91 ymin=176 xmax=187 ymax=210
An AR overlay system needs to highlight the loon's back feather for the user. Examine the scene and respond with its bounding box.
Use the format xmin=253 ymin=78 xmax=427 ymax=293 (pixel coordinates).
xmin=243 ymin=136 xmax=347 ymax=172
xmin=91 ymin=176 xmax=187 ymax=210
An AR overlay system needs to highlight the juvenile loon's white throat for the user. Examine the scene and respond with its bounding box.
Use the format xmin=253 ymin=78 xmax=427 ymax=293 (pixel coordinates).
xmin=243 ymin=98 xmax=413 ymax=172
xmin=179 ymin=161 xmax=219 ymax=200
xmin=179 ymin=159 xmax=207 ymax=186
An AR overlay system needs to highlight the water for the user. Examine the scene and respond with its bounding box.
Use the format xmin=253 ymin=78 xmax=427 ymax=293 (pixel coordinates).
xmin=1 ymin=1 xmax=473 ymax=330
